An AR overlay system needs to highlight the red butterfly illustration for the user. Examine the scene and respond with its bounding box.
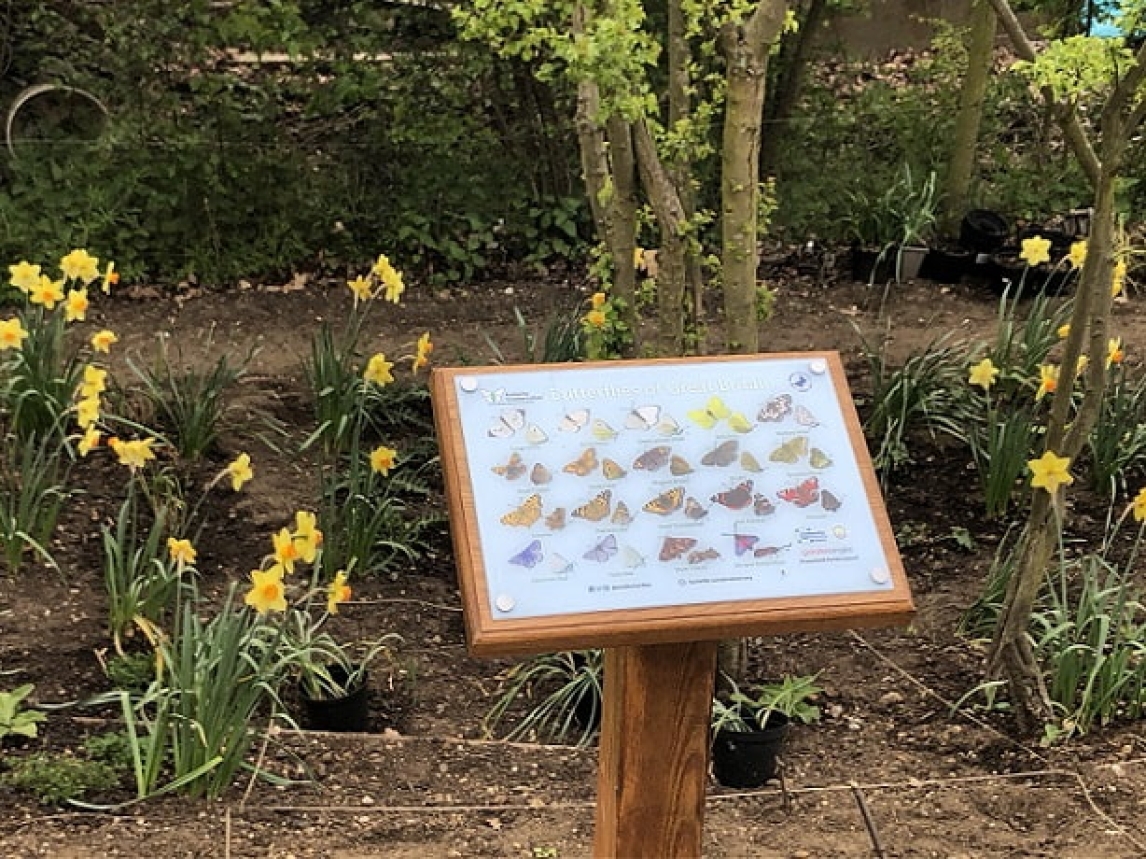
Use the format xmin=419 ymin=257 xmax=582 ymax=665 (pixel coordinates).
xmin=777 ymin=476 xmax=820 ymax=508
xmin=732 ymin=534 xmax=760 ymax=557
xmin=711 ymin=480 xmax=753 ymax=510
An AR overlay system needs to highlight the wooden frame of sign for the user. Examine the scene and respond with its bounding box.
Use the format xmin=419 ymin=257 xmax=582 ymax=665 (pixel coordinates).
xmin=430 ymin=352 xmax=913 ymax=658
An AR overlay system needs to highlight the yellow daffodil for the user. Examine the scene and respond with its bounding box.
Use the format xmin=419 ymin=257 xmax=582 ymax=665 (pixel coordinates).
xmin=1057 ymin=323 xmax=1071 ymax=339
xmin=0 ymin=317 xmax=28 ymax=351
xmin=9 ymin=260 xmax=41 ymax=292
xmin=109 ymin=437 xmax=156 ymax=471
xmin=30 ymin=275 xmax=65 ymax=310
xmin=79 ymin=365 xmax=107 ymax=399
xmin=585 ymin=309 xmax=607 ymax=329
xmin=590 ymin=291 xmax=607 ymax=309
xmin=1076 ymin=354 xmax=1090 ymax=377
xmin=1020 ymin=235 xmax=1051 ymax=267
xmin=371 ymin=253 xmax=394 ymax=279
xmin=1111 ymin=259 xmax=1127 ymax=297
xmin=347 ymin=274 xmax=373 ymax=304
xmin=101 ymin=261 xmax=118 ymax=294
xmin=364 ymin=352 xmax=394 ymax=386
xmin=64 ymin=288 xmax=89 ymax=323
xmin=167 ymin=537 xmax=197 ymax=566
xmin=60 ymin=249 xmax=100 ymax=284
xmin=1067 ymin=240 xmax=1087 ymax=269
xmin=91 ymin=329 xmax=119 ymax=353
xmin=370 ymin=444 xmax=397 ymax=476
xmin=326 ymin=570 xmax=352 ymax=615
xmin=1028 ymin=450 xmax=1073 ymax=495
xmin=381 ymin=267 xmax=404 ymax=303
xmin=75 ymin=396 xmax=101 ymax=429
xmin=226 ymin=452 xmax=253 ymax=491
xmin=1036 ymin=364 xmax=1059 ymax=401
xmin=1107 ymin=337 xmax=1125 ymax=368
xmin=272 ymin=527 xmax=301 ymax=573
xmin=292 ymin=510 xmax=323 ymax=564
xmin=78 ymin=426 xmax=101 ymax=457
xmin=968 ymin=358 xmax=999 ymax=390
xmin=634 ymin=247 xmax=646 ymax=270
xmin=244 ymin=565 xmax=287 ymax=614
xmin=1133 ymin=487 xmax=1146 ymax=523
xmin=412 ymin=332 xmax=433 ymax=373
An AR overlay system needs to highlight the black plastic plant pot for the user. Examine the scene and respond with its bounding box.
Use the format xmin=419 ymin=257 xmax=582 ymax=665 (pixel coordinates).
xmin=985 ymin=254 xmax=1074 ymax=298
xmin=711 ymin=713 xmax=790 ymax=788
xmin=959 ymin=209 xmax=1009 ymax=253
xmin=920 ymin=248 xmax=972 ymax=284
xmin=300 ymin=666 xmax=371 ymax=732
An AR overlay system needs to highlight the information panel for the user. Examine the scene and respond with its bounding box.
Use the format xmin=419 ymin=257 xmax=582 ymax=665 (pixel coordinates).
xmin=431 ymin=353 xmax=913 ymax=656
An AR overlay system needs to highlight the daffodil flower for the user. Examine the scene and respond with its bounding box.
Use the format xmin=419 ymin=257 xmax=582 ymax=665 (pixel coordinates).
xmin=1019 ymin=235 xmax=1051 ymax=267
xmin=1133 ymin=487 xmax=1146 ymax=523
xmin=590 ymin=292 xmax=607 ymax=309
xmin=364 ymin=353 xmax=394 ymax=386
xmin=412 ymin=332 xmax=433 ymax=372
xmin=0 ymin=317 xmax=28 ymax=351
xmin=75 ymin=396 xmax=101 ymax=429
xmin=78 ymin=426 xmax=101 ymax=457
xmin=633 ymin=247 xmax=646 ymax=270
xmin=292 ymin=510 xmax=323 ymax=564
xmin=1111 ymin=259 xmax=1127 ymax=297
xmin=227 ymin=452 xmax=253 ymax=491
xmin=347 ymin=274 xmax=373 ymax=304
xmin=1028 ymin=450 xmax=1073 ymax=495
xmin=30 ymin=275 xmax=65 ymax=310
xmin=109 ymin=437 xmax=156 ymax=471
xmin=968 ymin=358 xmax=999 ymax=390
xmin=585 ymin=309 xmax=607 ymax=329
xmin=370 ymin=444 xmax=397 ymax=476
xmin=8 ymin=260 xmax=41 ymax=292
xmin=1075 ymin=354 xmax=1089 ymax=377
xmin=326 ymin=570 xmax=352 ymax=615
xmin=91 ymin=329 xmax=119 ymax=353
xmin=1067 ymin=240 xmax=1087 ymax=269
xmin=64 ymin=288 xmax=89 ymax=323
xmin=272 ymin=527 xmax=301 ymax=573
xmin=167 ymin=537 xmax=197 ymax=566
xmin=79 ymin=365 xmax=108 ymax=399
xmin=60 ymin=249 xmax=100 ymax=284
xmin=1057 ymin=323 xmax=1070 ymax=339
xmin=1107 ymin=338 xmax=1124 ymax=368
xmin=244 ymin=566 xmax=287 ymax=614
xmin=101 ymin=261 xmax=118 ymax=294
xmin=381 ymin=268 xmax=404 ymax=303
xmin=1035 ymin=364 xmax=1059 ymax=401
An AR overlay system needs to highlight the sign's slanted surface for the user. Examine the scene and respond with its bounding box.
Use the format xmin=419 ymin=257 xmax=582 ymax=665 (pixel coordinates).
xmin=431 ymin=353 xmax=913 ymax=656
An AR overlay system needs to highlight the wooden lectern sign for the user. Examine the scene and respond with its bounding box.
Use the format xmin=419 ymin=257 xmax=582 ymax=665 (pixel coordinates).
xmin=430 ymin=353 xmax=913 ymax=857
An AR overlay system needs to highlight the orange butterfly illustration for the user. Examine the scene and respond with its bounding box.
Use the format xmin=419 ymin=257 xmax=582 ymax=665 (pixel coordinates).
xmin=500 ymin=494 xmax=542 ymax=528
xmin=544 ymin=507 xmax=567 ymax=530
xmin=602 ymin=457 xmax=628 ymax=480
xmin=643 ymin=486 xmax=684 ymax=516
xmin=670 ymin=455 xmax=694 ymax=476
xmin=683 ymin=497 xmax=708 ymax=520
xmin=687 ymin=547 xmax=720 ymax=564
xmin=659 ymin=536 xmax=697 ymax=562
xmin=572 ymin=489 xmax=612 ymax=522
xmin=777 ymin=476 xmax=820 ymax=508
xmin=491 ymin=452 xmax=526 ymax=480
xmin=563 ymin=447 xmax=598 ymax=477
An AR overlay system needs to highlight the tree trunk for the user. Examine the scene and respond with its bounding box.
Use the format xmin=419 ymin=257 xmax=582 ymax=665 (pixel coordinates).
xmin=759 ymin=0 xmax=826 ymax=178
xmin=940 ymin=0 xmax=997 ymax=236
xmin=607 ymin=116 xmax=639 ymax=351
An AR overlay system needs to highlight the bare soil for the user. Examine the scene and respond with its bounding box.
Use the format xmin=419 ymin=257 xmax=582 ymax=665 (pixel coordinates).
xmin=3 ymin=262 xmax=1146 ymax=858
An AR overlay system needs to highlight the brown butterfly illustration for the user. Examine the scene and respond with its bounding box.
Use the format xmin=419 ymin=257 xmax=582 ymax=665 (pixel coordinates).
xmin=701 ymin=439 xmax=739 ymax=467
xmin=711 ymin=480 xmax=754 ymax=511
xmin=544 ymin=507 xmax=567 ymax=530
xmin=740 ymin=451 xmax=763 ymax=473
xmin=757 ymin=394 xmax=793 ymax=423
xmin=611 ymin=501 xmax=633 ymax=526
xmin=670 ymin=455 xmax=694 ymax=476
xmin=659 ymin=536 xmax=697 ymax=562
xmin=821 ymin=489 xmax=843 ymax=512
xmin=683 ymin=497 xmax=708 ymax=520
xmin=563 ymin=447 xmax=598 ymax=477
xmin=754 ymin=544 xmax=788 ymax=558
xmin=530 ymin=462 xmax=552 ymax=485
xmin=500 ymin=494 xmax=542 ymax=528
xmin=643 ymin=486 xmax=684 ymax=516
xmin=601 ymin=457 xmax=628 ymax=480
xmin=687 ymin=547 xmax=720 ymax=564
xmin=769 ymin=435 xmax=809 ymax=464
xmin=753 ymin=493 xmax=776 ymax=516
xmin=633 ymin=445 xmax=672 ymax=472
xmin=491 ymin=452 xmax=526 ymax=480
xmin=572 ymin=489 xmax=612 ymax=522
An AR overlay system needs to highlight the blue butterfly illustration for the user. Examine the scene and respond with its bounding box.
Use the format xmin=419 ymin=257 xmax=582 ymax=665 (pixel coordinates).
xmin=583 ymin=534 xmax=618 ymax=563
xmin=509 ymin=539 xmax=544 ymax=569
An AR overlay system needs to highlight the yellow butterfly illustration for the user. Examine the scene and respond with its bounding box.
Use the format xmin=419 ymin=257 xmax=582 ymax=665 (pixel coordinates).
xmin=727 ymin=412 xmax=753 ymax=434
xmin=572 ymin=489 xmax=612 ymax=522
xmin=769 ymin=436 xmax=809 ymax=464
xmin=643 ymin=486 xmax=684 ymax=516
xmin=500 ymin=494 xmax=542 ymax=528
xmin=740 ymin=451 xmax=763 ymax=472
xmin=656 ymin=414 xmax=683 ymax=436
xmin=591 ymin=419 xmax=619 ymax=441
xmin=602 ymin=458 xmax=628 ymax=480
xmin=563 ymin=447 xmax=598 ymax=477
xmin=809 ymin=447 xmax=833 ymax=469
xmin=670 ymin=455 xmax=693 ymax=476
xmin=687 ymin=395 xmax=732 ymax=430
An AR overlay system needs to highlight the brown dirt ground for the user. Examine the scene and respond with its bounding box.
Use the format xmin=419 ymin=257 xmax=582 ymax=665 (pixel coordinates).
xmin=3 ymin=261 xmax=1146 ymax=857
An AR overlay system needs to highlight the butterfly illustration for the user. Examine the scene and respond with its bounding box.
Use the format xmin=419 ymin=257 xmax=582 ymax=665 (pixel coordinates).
xmin=643 ymin=486 xmax=684 ymax=516
xmin=727 ymin=412 xmax=754 ymax=434
xmin=563 ymin=447 xmax=598 ymax=477
xmin=740 ymin=451 xmax=763 ymax=473
xmin=670 ymin=455 xmax=694 ymax=476
xmin=684 ymin=497 xmax=708 ymax=520
xmin=687 ymin=548 xmax=720 ymax=564
xmin=769 ymin=435 xmax=809 ymax=464
xmin=687 ymin=395 xmax=733 ymax=430
xmin=732 ymin=534 xmax=760 ymax=557
xmin=633 ymin=445 xmax=672 ymax=472
xmin=795 ymin=404 xmax=819 ymax=428
xmin=602 ymin=458 xmax=628 ymax=480
xmin=659 ymin=536 xmax=697 ymax=562
xmin=544 ymin=507 xmax=567 ymax=531
xmin=531 ymin=463 xmax=552 ymax=485
xmin=546 ymin=553 xmax=573 ymax=575
xmin=501 ymin=494 xmax=543 ymax=527
xmin=711 ymin=480 xmax=754 ymax=511
xmin=525 ymin=424 xmax=549 ymax=444
xmin=701 ymin=439 xmax=739 ymax=467
xmin=753 ymin=494 xmax=776 ymax=516
xmin=624 ymin=405 xmax=661 ymax=431
xmin=757 ymin=394 xmax=793 ymax=423
xmin=480 ymin=388 xmax=507 ymax=405
xmin=559 ymin=409 xmax=590 ymax=432
xmin=488 ymin=408 xmax=526 ymax=439
xmin=621 ymin=545 xmax=646 ymax=568
xmin=656 ymin=414 xmax=683 ymax=436
xmin=592 ymin=419 xmax=619 ymax=442
xmin=572 ymin=489 xmax=612 ymax=522
xmin=509 ymin=539 xmax=543 ymax=569
xmin=777 ymin=477 xmax=820 ymax=508
xmin=821 ymin=489 xmax=843 ymax=512
xmin=611 ymin=501 xmax=633 ymax=526
xmin=491 ymin=452 xmax=526 ymax=480
xmin=809 ymin=447 xmax=833 ymax=469
xmin=754 ymin=544 xmax=788 ymax=558
xmin=583 ymin=534 xmax=619 ymax=563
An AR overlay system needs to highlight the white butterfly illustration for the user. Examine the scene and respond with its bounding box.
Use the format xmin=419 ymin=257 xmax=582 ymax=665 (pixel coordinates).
xmin=488 ymin=408 xmax=526 ymax=438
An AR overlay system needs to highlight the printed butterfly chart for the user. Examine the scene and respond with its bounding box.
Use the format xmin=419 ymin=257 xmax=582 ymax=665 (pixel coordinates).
xmin=480 ymin=388 xmax=507 ymax=405
xmin=501 ymin=494 xmax=543 ymax=528
xmin=753 ymin=544 xmax=788 ymax=558
xmin=821 ymin=489 xmax=843 ymax=512
xmin=488 ymin=408 xmax=526 ymax=439
xmin=633 ymin=445 xmax=672 ymax=472
xmin=544 ymin=507 xmax=567 ymax=531
xmin=753 ymin=493 xmax=777 ymax=516
xmin=624 ymin=405 xmax=661 ymax=431
xmin=491 ymin=452 xmax=526 ymax=480
xmin=592 ymin=419 xmax=619 ymax=441
xmin=731 ymin=533 xmax=760 ymax=557
xmin=583 ymin=534 xmax=619 ymax=563
xmin=795 ymin=404 xmax=819 ymax=428
xmin=701 ymin=439 xmax=739 ymax=467
xmin=687 ymin=395 xmax=752 ymax=433
xmin=687 ymin=547 xmax=720 ymax=564
xmin=559 ymin=409 xmax=590 ymax=433
xmin=670 ymin=455 xmax=694 ymax=476
xmin=530 ymin=463 xmax=552 ymax=485
xmin=620 ymin=545 xmax=645 ymax=568
xmin=572 ymin=489 xmax=612 ymax=522
xmin=683 ymin=497 xmax=708 ymax=520
xmin=545 ymin=553 xmax=573 ymax=575
xmin=757 ymin=394 xmax=793 ymax=423
xmin=563 ymin=447 xmax=598 ymax=477
xmin=508 ymin=539 xmax=544 ymax=569
xmin=525 ymin=424 xmax=549 ymax=444
xmin=655 ymin=414 xmax=683 ymax=437
xmin=777 ymin=477 xmax=820 ymax=508
xmin=809 ymin=447 xmax=833 ymax=469
xmin=658 ymin=536 xmax=697 ymax=562
xmin=643 ymin=486 xmax=684 ymax=516
xmin=602 ymin=458 xmax=628 ymax=480
xmin=711 ymin=480 xmax=754 ymax=511
xmin=611 ymin=501 xmax=633 ymax=526
xmin=769 ymin=435 xmax=809 ymax=464
xmin=740 ymin=451 xmax=763 ymax=473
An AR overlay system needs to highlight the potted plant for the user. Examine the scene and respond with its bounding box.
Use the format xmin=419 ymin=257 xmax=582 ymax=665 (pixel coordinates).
xmin=710 ymin=673 xmax=823 ymax=788
xmin=482 ymin=649 xmax=604 ymax=748
xmin=890 ymin=166 xmax=938 ymax=282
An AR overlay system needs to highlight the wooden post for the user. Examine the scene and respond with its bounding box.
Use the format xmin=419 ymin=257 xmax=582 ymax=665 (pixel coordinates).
xmin=593 ymin=640 xmax=718 ymax=858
